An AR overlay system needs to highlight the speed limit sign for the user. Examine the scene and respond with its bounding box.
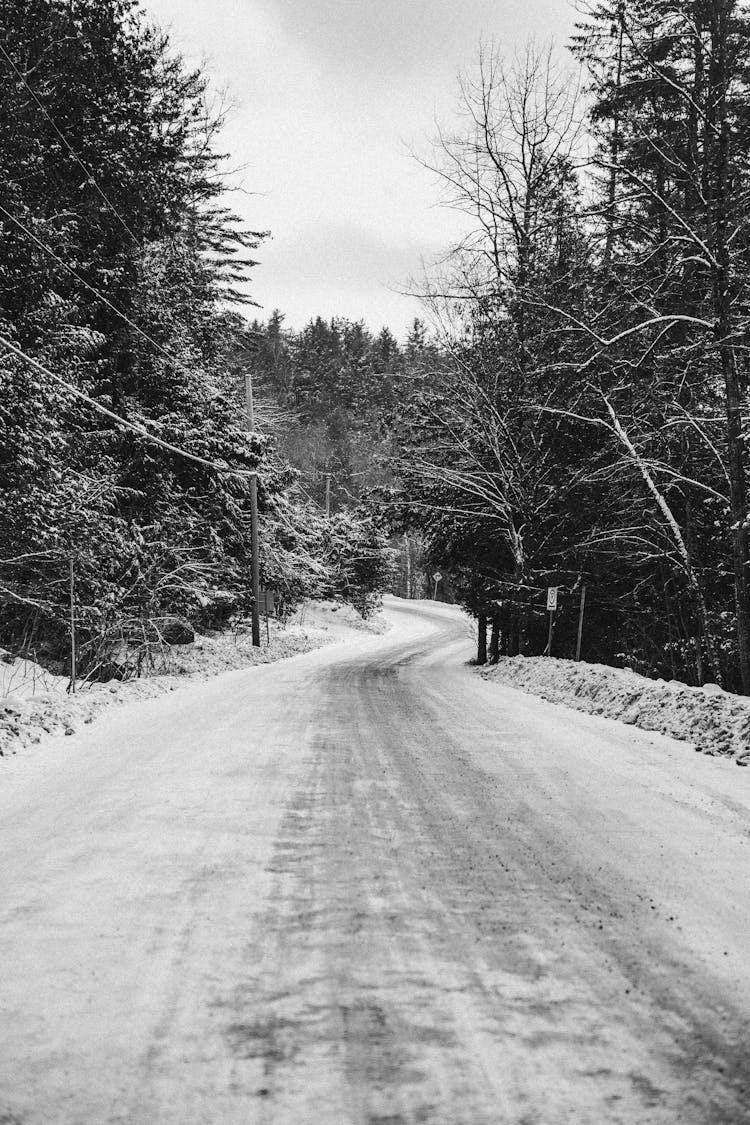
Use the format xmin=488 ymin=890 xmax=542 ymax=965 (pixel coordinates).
xmin=546 ymin=586 xmax=558 ymax=611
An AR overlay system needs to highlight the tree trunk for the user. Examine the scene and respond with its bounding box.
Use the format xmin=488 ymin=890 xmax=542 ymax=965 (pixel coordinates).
xmin=477 ymin=614 xmax=488 ymax=665
xmin=604 ymin=5 xmax=624 ymax=267
xmin=501 ymin=604 xmax=512 ymax=655
xmin=709 ymin=0 xmax=750 ymax=692
xmin=518 ymin=607 xmax=528 ymax=656
xmin=403 ymin=533 xmax=411 ymax=598
xmin=489 ymin=613 xmax=500 ymax=663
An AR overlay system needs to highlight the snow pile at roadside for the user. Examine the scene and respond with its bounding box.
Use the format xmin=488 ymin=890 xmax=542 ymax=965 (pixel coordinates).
xmin=480 ymin=656 xmax=750 ymax=762
xmin=0 ymin=599 xmax=384 ymax=758
xmin=292 ymin=598 xmax=388 ymax=637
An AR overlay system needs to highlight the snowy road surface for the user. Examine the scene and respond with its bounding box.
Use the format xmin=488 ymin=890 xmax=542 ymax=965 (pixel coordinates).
xmin=1 ymin=597 xmax=750 ymax=1125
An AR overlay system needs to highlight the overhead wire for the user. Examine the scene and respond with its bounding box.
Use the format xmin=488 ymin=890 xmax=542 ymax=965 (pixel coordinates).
xmin=0 ymin=41 xmax=142 ymax=249
xmin=0 ymin=202 xmax=204 ymax=382
xmin=0 ymin=203 xmax=270 ymax=447
xmin=0 ymin=61 xmax=253 ymax=413
xmin=0 ymin=34 xmax=285 ymax=650
xmin=0 ymin=54 xmax=264 ymax=485
xmin=0 ymin=333 xmax=257 ymax=478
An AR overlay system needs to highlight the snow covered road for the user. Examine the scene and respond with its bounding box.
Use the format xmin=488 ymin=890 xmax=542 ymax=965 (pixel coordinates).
xmin=1 ymin=597 xmax=749 ymax=1124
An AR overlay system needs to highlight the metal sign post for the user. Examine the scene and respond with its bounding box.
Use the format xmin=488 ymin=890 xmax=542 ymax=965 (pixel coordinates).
xmin=576 ymin=585 xmax=587 ymax=661
xmin=259 ymin=588 xmax=275 ymax=644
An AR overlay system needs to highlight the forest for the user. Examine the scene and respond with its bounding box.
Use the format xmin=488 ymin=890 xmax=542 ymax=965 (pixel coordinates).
xmin=3 ymin=0 xmax=750 ymax=694
xmin=0 ymin=0 xmax=392 ymax=681
xmin=397 ymin=0 xmax=750 ymax=695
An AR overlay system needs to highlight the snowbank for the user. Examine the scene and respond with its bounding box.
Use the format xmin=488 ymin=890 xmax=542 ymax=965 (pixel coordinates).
xmin=0 ymin=600 xmax=384 ymax=758
xmin=292 ymin=598 xmax=388 ymax=637
xmin=479 ymin=656 xmax=750 ymax=763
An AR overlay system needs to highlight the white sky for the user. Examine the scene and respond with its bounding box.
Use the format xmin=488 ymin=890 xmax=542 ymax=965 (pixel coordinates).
xmin=141 ymin=0 xmax=576 ymax=338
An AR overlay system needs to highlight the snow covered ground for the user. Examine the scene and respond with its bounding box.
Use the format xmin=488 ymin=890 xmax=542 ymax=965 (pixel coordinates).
xmin=480 ymin=655 xmax=750 ymax=762
xmin=0 ymin=599 xmax=384 ymax=758
xmin=1 ymin=598 xmax=750 ymax=1124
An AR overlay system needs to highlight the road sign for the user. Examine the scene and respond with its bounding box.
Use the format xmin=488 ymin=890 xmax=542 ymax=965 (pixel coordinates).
xmin=259 ymin=589 xmax=275 ymax=616
xmin=546 ymin=586 xmax=558 ymax=611
xmin=433 ymin=572 xmax=442 ymax=582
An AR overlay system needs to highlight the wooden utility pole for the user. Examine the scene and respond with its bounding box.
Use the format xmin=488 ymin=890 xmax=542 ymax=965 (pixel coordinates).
xmin=69 ymin=557 xmax=77 ymax=693
xmin=244 ymin=373 xmax=261 ymax=647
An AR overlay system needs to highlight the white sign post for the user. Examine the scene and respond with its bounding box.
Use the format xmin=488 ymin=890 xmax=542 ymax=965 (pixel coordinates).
xmin=432 ymin=571 xmax=442 ymax=600
xmin=546 ymin=587 xmax=558 ymax=656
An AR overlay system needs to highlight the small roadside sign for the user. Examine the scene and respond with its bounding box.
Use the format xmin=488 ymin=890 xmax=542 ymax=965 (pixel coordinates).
xmin=546 ymin=587 xmax=558 ymax=657
xmin=433 ymin=572 xmax=442 ymax=583
xmin=258 ymin=588 xmax=275 ymax=644
xmin=259 ymin=589 xmax=275 ymax=616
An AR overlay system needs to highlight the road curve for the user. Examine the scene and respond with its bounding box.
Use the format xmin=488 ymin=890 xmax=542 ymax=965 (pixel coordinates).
xmin=0 ymin=597 xmax=749 ymax=1124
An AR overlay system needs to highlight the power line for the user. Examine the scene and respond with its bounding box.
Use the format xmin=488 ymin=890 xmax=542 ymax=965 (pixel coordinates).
xmin=0 ymin=201 xmax=265 ymax=433
xmin=0 ymin=45 xmax=273 ymax=620
xmin=0 ymin=201 xmax=265 ymax=470
xmin=0 ymin=46 xmax=264 ymax=419
xmin=0 ymin=333 xmax=257 ymax=479
xmin=0 ymin=41 xmax=142 ymax=249
xmin=0 ymin=52 xmax=255 ymax=409
xmin=0 ymin=201 xmax=273 ymax=499
xmin=0 ymin=203 xmax=198 ymax=380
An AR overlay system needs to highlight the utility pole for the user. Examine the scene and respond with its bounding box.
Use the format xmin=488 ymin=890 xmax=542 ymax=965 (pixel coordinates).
xmin=325 ymin=472 xmax=331 ymax=518
xmin=244 ymin=372 xmax=261 ymax=647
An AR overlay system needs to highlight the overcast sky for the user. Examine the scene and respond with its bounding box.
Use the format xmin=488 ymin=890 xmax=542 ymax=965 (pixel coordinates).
xmin=142 ymin=0 xmax=576 ymax=338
